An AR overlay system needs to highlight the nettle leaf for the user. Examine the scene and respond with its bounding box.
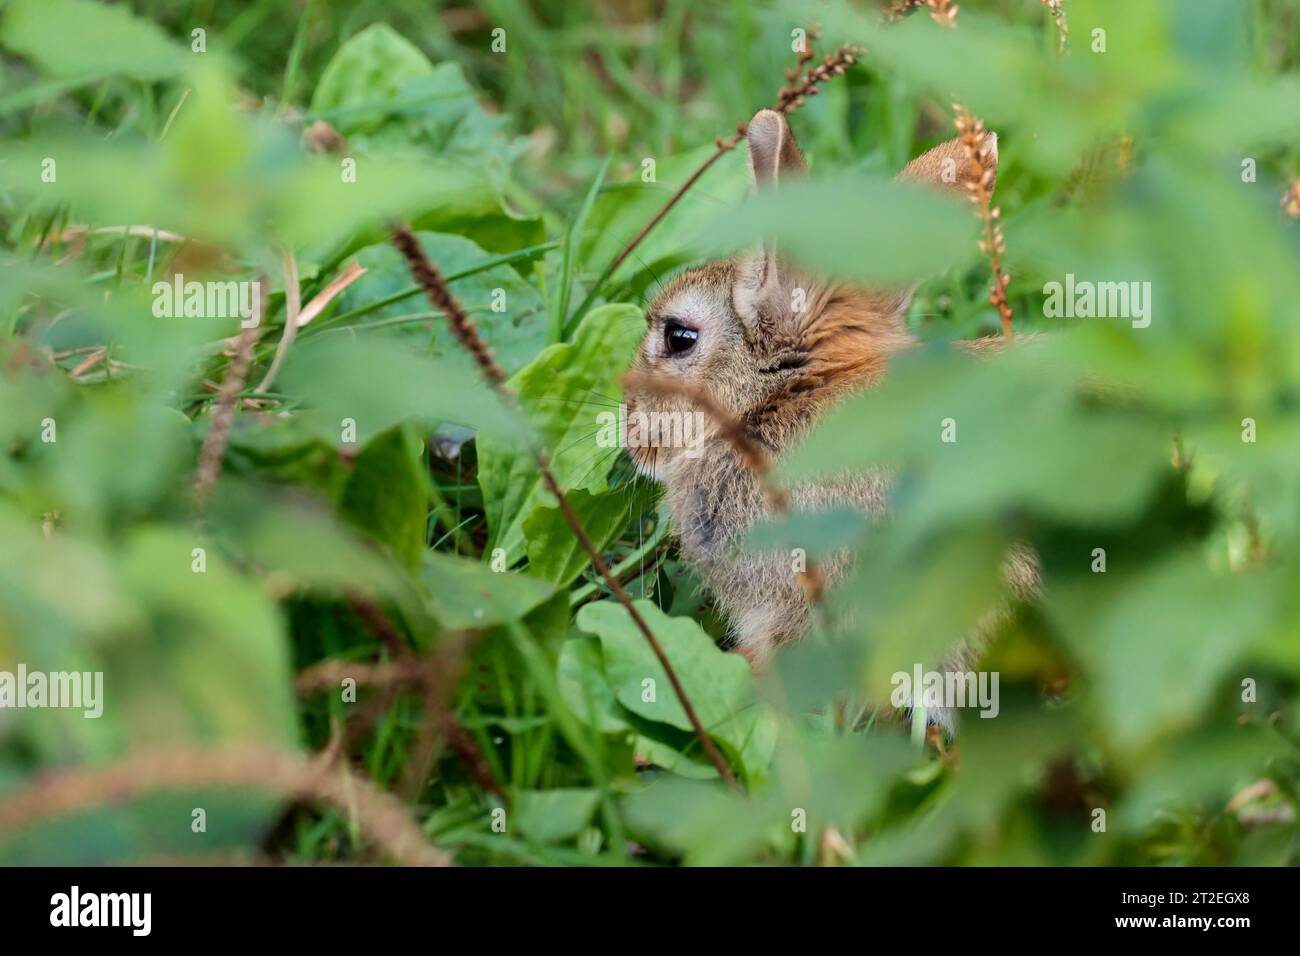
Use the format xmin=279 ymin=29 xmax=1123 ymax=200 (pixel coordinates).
xmin=45 ymin=394 xmax=192 ymax=526
xmin=278 ymin=332 xmax=526 ymax=448
xmin=0 ymin=502 xmax=138 ymax=648
xmin=477 ymin=303 xmax=643 ymax=564
xmin=705 ymin=173 xmax=974 ymax=285
xmin=743 ymin=507 xmax=869 ymax=561
xmin=944 ymin=698 xmax=1085 ymax=835
xmin=327 ymin=232 xmax=546 ymax=378
xmin=782 ymin=344 xmax=1171 ymax=530
xmin=575 ymin=599 xmax=776 ymax=780
xmin=223 ymin=417 xmax=352 ymax=501
xmin=340 ymin=425 xmax=426 ymax=572
xmin=623 ymin=731 xmax=915 ymax=865
xmin=834 ymin=523 xmax=1013 ymax=700
xmin=421 ymin=552 xmax=554 ymax=629
xmin=1119 ymin=725 xmax=1291 ymax=830
xmin=3 ymin=90 xmax=521 ymax=258
xmin=208 ymin=481 xmax=405 ymax=600
xmin=1045 ymin=551 xmax=1280 ymax=749
xmin=0 ymin=0 xmax=187 ymax=83
xmin=0 ymin=526 xmax=297 ymax=864
xmin=276 ymin=155 xmax=524 ymax=257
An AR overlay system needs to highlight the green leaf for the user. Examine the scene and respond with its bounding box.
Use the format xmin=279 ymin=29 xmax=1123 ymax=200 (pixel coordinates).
xmin=0 ymin=526 xmax=297 ymax=864
xmin=782 ymin=343 xmax=1172 ymax=529
xmin=704 ymin=173 xmax=975 ymax=285
xmin=476 ymin=303 xmax=644 ymax=564
xmin=1046 ymin=551 xmax=1279 ymax=749
xmin=340 ymin=425 xmax=426 ymax=572
xmin=556 ymin=636 xmax=632 ymax=734
xmin=512 ymin=788 xmax=601 ymax=843
xmin=325 ymin=231 xmax=546 ymax=377
xmin=421 ymin=552 xmax=554 ymax=629
xmin=0 ymin=0 xmax=187 ymax=83
xmin=523 ymin=484 xmax=650 ymax=587
xmin=278 ymin=332 xmax=527 ymax=447
xmin=310 ymin=24 xmax=438 ymax=136
xmin=575 ymin=599 xmax=775 ymax=780
xmin=556 ymin=157 xmax=611 ymax=338
xmin=310 ymin=26 xmax=516 ymax=172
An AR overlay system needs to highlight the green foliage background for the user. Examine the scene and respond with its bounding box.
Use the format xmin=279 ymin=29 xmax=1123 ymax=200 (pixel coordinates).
xmin=1 ymin=0 xmax=1298 ymax=865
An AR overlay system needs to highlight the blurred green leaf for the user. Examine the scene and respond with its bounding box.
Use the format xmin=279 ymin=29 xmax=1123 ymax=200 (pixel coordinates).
xmin=278 ymin=332 xmax=526 ymax=447
xmin=326 ymin=231 xmax=546 ymax=377
xmin=421 ymin=552 xmax=553 ymax=629
xmin=340 ymin=425 xmax=426 ymax=572
xmin=0 ymin=0 xmax=187 ymax=83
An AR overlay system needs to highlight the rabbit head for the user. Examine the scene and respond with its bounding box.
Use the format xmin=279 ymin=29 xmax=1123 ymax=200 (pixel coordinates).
xmin=623 ymin=108 xmax=997 ymax=479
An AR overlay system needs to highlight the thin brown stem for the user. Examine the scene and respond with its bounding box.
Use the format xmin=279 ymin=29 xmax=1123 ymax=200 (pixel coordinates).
xmin=389 ymin=226 xmax=738 ymax=789
xmin=1041 ymin=0 xmax=1069 ymax=54
xmin=0 ymin=744 xmax=448 ymax=866
xmin=295 ymin=657 xmax=429 ymax=695
xmin=193 ymin=280 xmax=267 ymax=508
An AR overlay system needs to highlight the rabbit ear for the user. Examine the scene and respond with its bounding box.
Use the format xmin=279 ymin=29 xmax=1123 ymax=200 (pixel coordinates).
xmin=746 ymin=109 xmax=806 ymax=188
xmin=896 ymin=134 xmax=998 ymax=198
xmin=879 ymin=134 xmax=999 ymax=318
xmin=733 ymin=111 xmax=808 ymax=334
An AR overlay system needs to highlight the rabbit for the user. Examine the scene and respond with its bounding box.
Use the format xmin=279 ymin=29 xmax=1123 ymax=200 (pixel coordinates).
xmin=622 ymin=109 xmax=1037 ymax=730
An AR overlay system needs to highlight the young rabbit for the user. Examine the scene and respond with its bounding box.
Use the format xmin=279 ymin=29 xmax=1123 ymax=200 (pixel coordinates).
xmin=623 ymin=110 xmax=1036 ymax=719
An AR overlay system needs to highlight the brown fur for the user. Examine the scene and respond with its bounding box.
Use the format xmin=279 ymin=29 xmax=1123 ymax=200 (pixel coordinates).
xmin=623 ymin=110 xmax=1033 ymax=691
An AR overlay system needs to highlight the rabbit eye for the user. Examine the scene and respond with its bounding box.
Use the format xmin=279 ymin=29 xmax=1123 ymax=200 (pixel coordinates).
xmin=663 ymin=320 xmax=698 ymax=356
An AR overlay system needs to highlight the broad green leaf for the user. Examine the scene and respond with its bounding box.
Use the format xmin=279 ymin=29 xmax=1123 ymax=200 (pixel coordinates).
xmin=0 ymin=526 xmax=297 ymax=864
xmin=1046 ymin=551 xmax=1279 ymax=749
xmin=556 ymin=636 xmax=631 ymax=734
xmin=325 ymin=231 xmax=546 ymax=377
xmin=512 ymin=788 xmax=601 ymax=843
xmin=310 ymin=24 xmax=438 ymax=136
xmin=782 ymin=343 xmax=1172 ymax=529
xmin=523 ymin=484 xmax=650 ymax=587
xmin=476 ymin=303 xmax=644 ymax=564
xmin=575 ymin=599 xmax=776 ymax=779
